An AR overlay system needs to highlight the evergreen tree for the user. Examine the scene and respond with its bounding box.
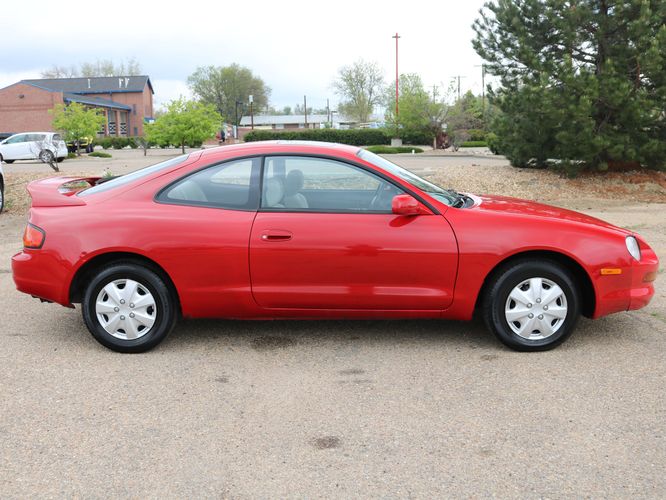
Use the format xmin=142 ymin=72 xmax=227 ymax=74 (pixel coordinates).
xmin=473 ymin=0 xmax=666 ymax=172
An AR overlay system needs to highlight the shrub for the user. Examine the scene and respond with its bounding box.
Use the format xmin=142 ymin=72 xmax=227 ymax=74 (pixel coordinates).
xmin=66 ymin=152 xmax=77 ymax=159
xmin=244 ymin=128 xmax=391 ymax=146
xmin=460 ymin=141 xmax=488 ymax=148
xmin=89 ymin=151 xmax=112 ymax=158
xmin=466 ymin=129 xmax=488 ymax=142
xmin=365 ymin=146 xmax=424 ymax=154
xmin=397 ymin=129 xmax=434 ymax=146
xmin=94 ymin=137 xmax=114 ymax=150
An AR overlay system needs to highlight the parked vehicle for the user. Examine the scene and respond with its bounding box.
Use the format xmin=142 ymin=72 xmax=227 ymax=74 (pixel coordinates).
xmin=67 ymin=136 xmax=94 ymax=154
xmin=12 ymin=142 xmax=658 ymax=353
xmin=0 ymin=161 xmax=4 ymax=213
xmin=0 ymin=132 xmax=67 ymax=163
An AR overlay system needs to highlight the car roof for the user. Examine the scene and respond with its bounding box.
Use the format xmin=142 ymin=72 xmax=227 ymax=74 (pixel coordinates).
xmin=199 ymin=141 xmax=361 ymax=159
xmin=9 ymin=132 xmax=57 ymax=135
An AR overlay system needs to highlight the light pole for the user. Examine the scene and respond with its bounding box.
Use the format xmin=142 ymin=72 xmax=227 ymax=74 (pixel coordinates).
xmin=249 ymin=94 xmax=254 ymax=130
xmin=392 ymin=32 xmax=400 ymax=118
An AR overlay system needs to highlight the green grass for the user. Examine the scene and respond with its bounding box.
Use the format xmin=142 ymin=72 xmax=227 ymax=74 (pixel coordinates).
xmin=88 ymin=151 xmax=112 ymax=158
xmin=459 ymin=141 xmax=488 ymax=148
xmin=365 ymin=145 xmax=424 ymax=154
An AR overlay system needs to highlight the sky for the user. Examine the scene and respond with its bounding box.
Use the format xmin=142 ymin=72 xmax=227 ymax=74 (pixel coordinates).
xmin=0 ymin=0 xmax=490 ymax=111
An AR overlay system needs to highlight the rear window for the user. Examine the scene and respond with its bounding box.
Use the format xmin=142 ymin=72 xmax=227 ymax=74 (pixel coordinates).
xmin=79 ymin=154 xmax=190 ymax=197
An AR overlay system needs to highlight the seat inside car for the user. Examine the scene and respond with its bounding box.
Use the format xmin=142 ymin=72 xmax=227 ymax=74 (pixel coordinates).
xmin=263 ymin=177 xmax=285 ymax=208
xmin=282 ymin=169 xmax=308 ymax=208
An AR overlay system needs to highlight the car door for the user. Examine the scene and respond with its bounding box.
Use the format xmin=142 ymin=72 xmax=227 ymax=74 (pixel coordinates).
xmin=1 ymin=134 xmax=27 ymax=160
xmin=249 ymin=156 xmax=458 ymax=311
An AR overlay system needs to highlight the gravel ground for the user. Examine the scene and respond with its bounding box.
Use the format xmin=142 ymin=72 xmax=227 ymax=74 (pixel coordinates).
xmin=0 ymin=150 xmax=664 ymax=497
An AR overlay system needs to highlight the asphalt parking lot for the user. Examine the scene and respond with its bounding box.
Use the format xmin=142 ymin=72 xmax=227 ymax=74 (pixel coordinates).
xmin=1 ymin=151 xmax=664 ymax=497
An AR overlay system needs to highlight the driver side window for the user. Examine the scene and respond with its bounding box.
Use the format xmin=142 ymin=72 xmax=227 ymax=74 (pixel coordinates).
xmin=261 ymin=156 xmax=403 ymax=213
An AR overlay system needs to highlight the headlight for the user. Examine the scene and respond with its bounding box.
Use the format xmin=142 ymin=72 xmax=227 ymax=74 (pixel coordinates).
xmin=626 ymin=236 xmax=641 ymax=261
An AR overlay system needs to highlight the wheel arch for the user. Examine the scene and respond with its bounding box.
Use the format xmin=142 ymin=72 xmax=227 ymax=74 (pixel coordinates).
xmin=475 ymin=250 xmax=596 ymax=318
xmin=69 ymin=252 xmax=181 ymax=313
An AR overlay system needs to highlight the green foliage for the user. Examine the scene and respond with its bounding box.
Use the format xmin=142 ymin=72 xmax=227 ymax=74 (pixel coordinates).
xmin=66 ymin=152 xmax=76 ymax=159
xmin=244 ymin=128 xmax=392 ymax=146
xmin=50 ymin=103 xmax=106 ymax=155
xmin=333 ymin=59 xmax=385 ymax=123
xmin=365 ymin=146 xmax=424 ymax=154
xmin=384 ymin=73 xmax=448 ymax=143
xmin=94 ymin=137 xmax=138 ymax=149
xmin=145 ymin=98 xmax=221 ymax=153
xmin=474 ymin=0 xmax=666 ymax=172
xmin=89 ymin=151 xmax=112 ymax=158
xmin=187 ymin=64 xmax=270 ymax=125
xmin=459 ymin=141 xmax=488 ymax=148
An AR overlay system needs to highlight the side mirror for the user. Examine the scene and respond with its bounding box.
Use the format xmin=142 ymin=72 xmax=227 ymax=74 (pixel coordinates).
xmin=391 ymin=194 xmax=431 ymax=216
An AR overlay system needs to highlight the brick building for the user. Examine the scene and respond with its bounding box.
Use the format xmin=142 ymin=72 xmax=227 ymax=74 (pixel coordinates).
xmin=0 ymin=76 xmax=154 ymax=137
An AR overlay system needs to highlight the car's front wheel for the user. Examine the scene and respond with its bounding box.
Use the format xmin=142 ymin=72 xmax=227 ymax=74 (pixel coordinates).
xmin=483 ymin=259 xmax=580 ymax=351
xmin=82 ymin=263 xmax=178 ymax=353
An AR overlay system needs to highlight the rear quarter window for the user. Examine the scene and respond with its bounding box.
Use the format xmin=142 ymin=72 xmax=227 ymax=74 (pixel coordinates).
xmin=79 ymin=154 xmax=191 ymax=197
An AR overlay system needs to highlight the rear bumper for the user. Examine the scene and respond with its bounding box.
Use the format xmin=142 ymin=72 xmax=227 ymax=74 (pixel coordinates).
xmin=12 ymin=250 xmax=72 ymax=306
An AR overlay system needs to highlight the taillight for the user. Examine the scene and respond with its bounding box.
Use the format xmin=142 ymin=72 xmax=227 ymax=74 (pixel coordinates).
xmin=23 ymin=223 xmax=45 ymax=249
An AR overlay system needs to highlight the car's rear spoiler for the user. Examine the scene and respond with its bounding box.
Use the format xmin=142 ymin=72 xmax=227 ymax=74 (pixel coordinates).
xmin=27 ymin=176 xmax=101 ymax=207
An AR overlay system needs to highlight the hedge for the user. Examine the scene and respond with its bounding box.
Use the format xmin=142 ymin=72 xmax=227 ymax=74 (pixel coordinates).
xmin=94 ymin=137 xmax=138 ymax=149
xmin=460 ymin=141 xmax=488 ymax=148
xmin=244 ymin=128 xmax=391 ymax=145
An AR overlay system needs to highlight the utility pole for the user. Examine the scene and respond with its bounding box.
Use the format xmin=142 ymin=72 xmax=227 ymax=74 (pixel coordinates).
xmin=452 ymin=75 xmax=466 ymax=100
xmin=431 ymin=84 xmax=438 ymax=101
xmin=304 ymin=95 xmax=308 ymax=127
xmin=392 ymin=32 xmax=400 ymax=117
xmin=475 ymin=64 xmax=487 ymax=118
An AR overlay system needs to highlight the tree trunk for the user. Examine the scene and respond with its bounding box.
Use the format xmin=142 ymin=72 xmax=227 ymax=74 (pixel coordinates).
xmin=76 ymin=140 xmax=81 ymax=156
xmin=181 ymin=142 xmax=185 ymax=154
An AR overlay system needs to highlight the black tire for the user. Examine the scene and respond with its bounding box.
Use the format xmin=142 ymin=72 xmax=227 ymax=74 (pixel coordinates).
xmin=82 ymin=263 xmax=177 ymax=353
xmin=56 ymin=157 xmax=65 ymax=163
xmin=4 ymin=159 xmax=14 ymax=164
xmin=86 ymin=144 xmax=94 ymax=153
xmin=483 ymin=259 xmax=580 ymax=351
xmin=0 ymin=178 xmax=4 ymax=214
xmin=39 ymin=149 xmax=55 ymax=163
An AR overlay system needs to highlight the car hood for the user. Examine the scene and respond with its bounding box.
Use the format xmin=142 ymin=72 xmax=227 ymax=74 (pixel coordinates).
xmin=471 ymin=194 xmax=628 ymax=234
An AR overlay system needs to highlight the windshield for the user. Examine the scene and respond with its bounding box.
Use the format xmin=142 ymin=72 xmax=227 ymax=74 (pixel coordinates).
xmin=357 ymin=149 xmax=458 ymax=206
xmin=79 ymin=154 xmax=190 ymax=197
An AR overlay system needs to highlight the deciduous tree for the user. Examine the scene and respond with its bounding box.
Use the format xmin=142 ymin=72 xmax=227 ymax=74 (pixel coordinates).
xmin=50 ymin=103 xmax=105 ymax=156
xmin=333 ymin=60 xmax=384 ymax=123
xmin=187 ymin=64 xmax=270 ymax=125
xmin=145 ymin=98 xmax=221 ymax=154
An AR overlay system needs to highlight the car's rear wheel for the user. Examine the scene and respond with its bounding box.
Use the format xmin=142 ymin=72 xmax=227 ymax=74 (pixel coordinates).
xmin=4 ymin=160 xmax=14 ymax=164
xmin=0 ymin=179 xmax=4 ymax=213
xmin=483 ymin=259 xmax=580 ymax=351
xmin=82 ymin=263 xmax=177 ymax=353
xmin=39 ymin=150 xmax=55 ymax=163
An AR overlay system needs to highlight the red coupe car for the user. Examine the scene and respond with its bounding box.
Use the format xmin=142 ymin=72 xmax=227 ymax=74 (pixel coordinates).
xmin=12 ymin=141 xmax=658 ymax=353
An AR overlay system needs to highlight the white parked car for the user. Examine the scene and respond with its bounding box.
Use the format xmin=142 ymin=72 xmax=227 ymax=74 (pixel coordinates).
xmin=0 ymin=132 xmax=67 ymax=164
xmin=0 ymin=161 xmax=4 ymax=213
